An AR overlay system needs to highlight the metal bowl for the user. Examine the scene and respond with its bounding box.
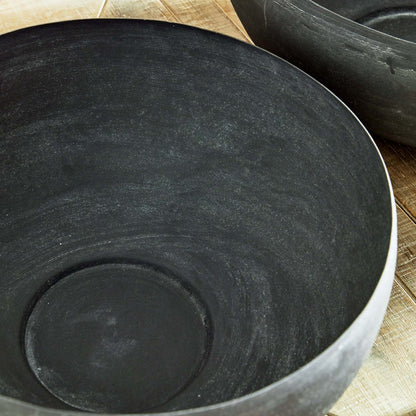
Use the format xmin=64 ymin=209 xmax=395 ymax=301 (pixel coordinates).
xmin=0 ymin=19 xmax=396 ymax=416
xmin=231 ymin=0 xmax=416 ymax=146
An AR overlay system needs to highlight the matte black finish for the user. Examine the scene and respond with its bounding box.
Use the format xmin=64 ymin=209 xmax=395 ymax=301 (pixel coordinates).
xmin=0 ymin=20 xmax=395 ymax=416
xmin=25 ymin=262 xmax=210 ymax=413
xmin=231 ymin=0 xmax=416 ymax=145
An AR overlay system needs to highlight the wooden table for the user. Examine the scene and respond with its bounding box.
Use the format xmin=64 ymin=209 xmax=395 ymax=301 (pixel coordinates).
xmin=1 ymin=1 xmax=416 ymax=415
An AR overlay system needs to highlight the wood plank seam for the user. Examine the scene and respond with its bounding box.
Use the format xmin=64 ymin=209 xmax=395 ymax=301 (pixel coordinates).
xmin=212 ymin=0 xmax=251 ymax=42
xmin=396 ymin=198 xmax=416 ymax=229
xmin=390 ymin=199 xmax=416 ymax=300
xmin=393 ymin=199 xmax=416 ymax=299
xmin=395 ymin=274 xmax=416 ymax=307
xmin=97 ymin=0 xmax=110 ymax=17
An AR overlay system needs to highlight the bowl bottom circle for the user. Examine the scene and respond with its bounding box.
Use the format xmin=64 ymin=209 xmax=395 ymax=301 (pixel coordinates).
xmin=24 ymin=262 xmax=211 ymax=413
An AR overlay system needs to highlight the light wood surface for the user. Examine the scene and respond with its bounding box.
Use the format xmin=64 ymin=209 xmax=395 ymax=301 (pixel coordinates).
xmin=99 ymin=0 xmax=250 ymax=40
xmin=1 ymin=1 xmax=416 ymax=415
xmin=99 ymin=0 xmax=176 ymax=22
xmin=0 ymin=0 xmax=102 ymax=34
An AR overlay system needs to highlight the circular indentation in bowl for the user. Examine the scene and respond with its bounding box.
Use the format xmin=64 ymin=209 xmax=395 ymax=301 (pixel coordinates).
xmin=356 ymin=7 xmax=416 ymax=42
xmin=24 ymin=262 xmax=211 ymax=413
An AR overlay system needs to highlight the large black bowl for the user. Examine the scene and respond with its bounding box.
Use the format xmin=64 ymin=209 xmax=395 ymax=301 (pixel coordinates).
xmin=231 ymin=0 xmax=416 ymax=146
xmin=0 ymin=19 xmax=396 ymax=416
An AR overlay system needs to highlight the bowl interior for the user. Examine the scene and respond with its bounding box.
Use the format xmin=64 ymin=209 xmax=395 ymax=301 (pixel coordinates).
xmin=313 ymin=0 xmax=416 ymax=41
xmin=0 ymin=20 xmax=392 ymax=414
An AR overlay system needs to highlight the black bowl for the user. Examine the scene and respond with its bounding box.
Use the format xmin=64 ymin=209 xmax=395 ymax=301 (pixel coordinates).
xmin=231 ymin=0 xmax=416 ymax=146
xmin=0 ymin=19 xmax=396 ymax=416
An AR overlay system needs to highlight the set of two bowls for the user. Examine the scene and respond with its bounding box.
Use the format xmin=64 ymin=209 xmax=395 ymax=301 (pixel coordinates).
xmin=1 ymin=0 xmax=411 ymax=415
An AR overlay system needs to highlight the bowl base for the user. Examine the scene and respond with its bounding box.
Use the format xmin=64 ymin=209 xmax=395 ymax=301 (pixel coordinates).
xmin=24 ymin=262 xmax=211 ymax=413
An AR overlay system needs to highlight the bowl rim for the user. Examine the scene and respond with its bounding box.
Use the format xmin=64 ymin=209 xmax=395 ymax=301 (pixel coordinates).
xmin=0 ymin=18 xmax=397 ymax=416
xmin=288 ymin=0 xmax=416 ymax=48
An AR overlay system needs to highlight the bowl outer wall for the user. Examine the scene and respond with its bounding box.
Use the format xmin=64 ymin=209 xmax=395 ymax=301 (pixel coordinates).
xmin=0 ymin=18 xmax=397 ymax=416
xmin=231 ymin=0 xmax=416 ymax=146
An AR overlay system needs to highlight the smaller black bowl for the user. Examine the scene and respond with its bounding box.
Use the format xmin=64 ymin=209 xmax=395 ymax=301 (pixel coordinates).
xmin=232 ymin=0 xmax=416 ymax=146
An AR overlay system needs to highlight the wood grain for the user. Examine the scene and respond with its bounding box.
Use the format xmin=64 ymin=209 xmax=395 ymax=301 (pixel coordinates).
xmin=100 ymin=0 xmax=176 ymax=21
xmin=395 ymin=206 xmax=416 ymax=299
xmin=377 ymin=139 xmax=416 ymax=220
xmin=101 ymin=0 xmax=248 ymax=40
xmin=0 ymin=0 xmax=103 ymax=35
xmin=213 ymin=0 xmax=251 ymax=39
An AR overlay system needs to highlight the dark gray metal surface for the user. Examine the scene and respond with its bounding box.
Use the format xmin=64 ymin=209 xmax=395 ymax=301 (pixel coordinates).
xmin=231 ymin=0 xmax=416 ymax=146
xmin=0 ymin=19 xmax=395 ymax=416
